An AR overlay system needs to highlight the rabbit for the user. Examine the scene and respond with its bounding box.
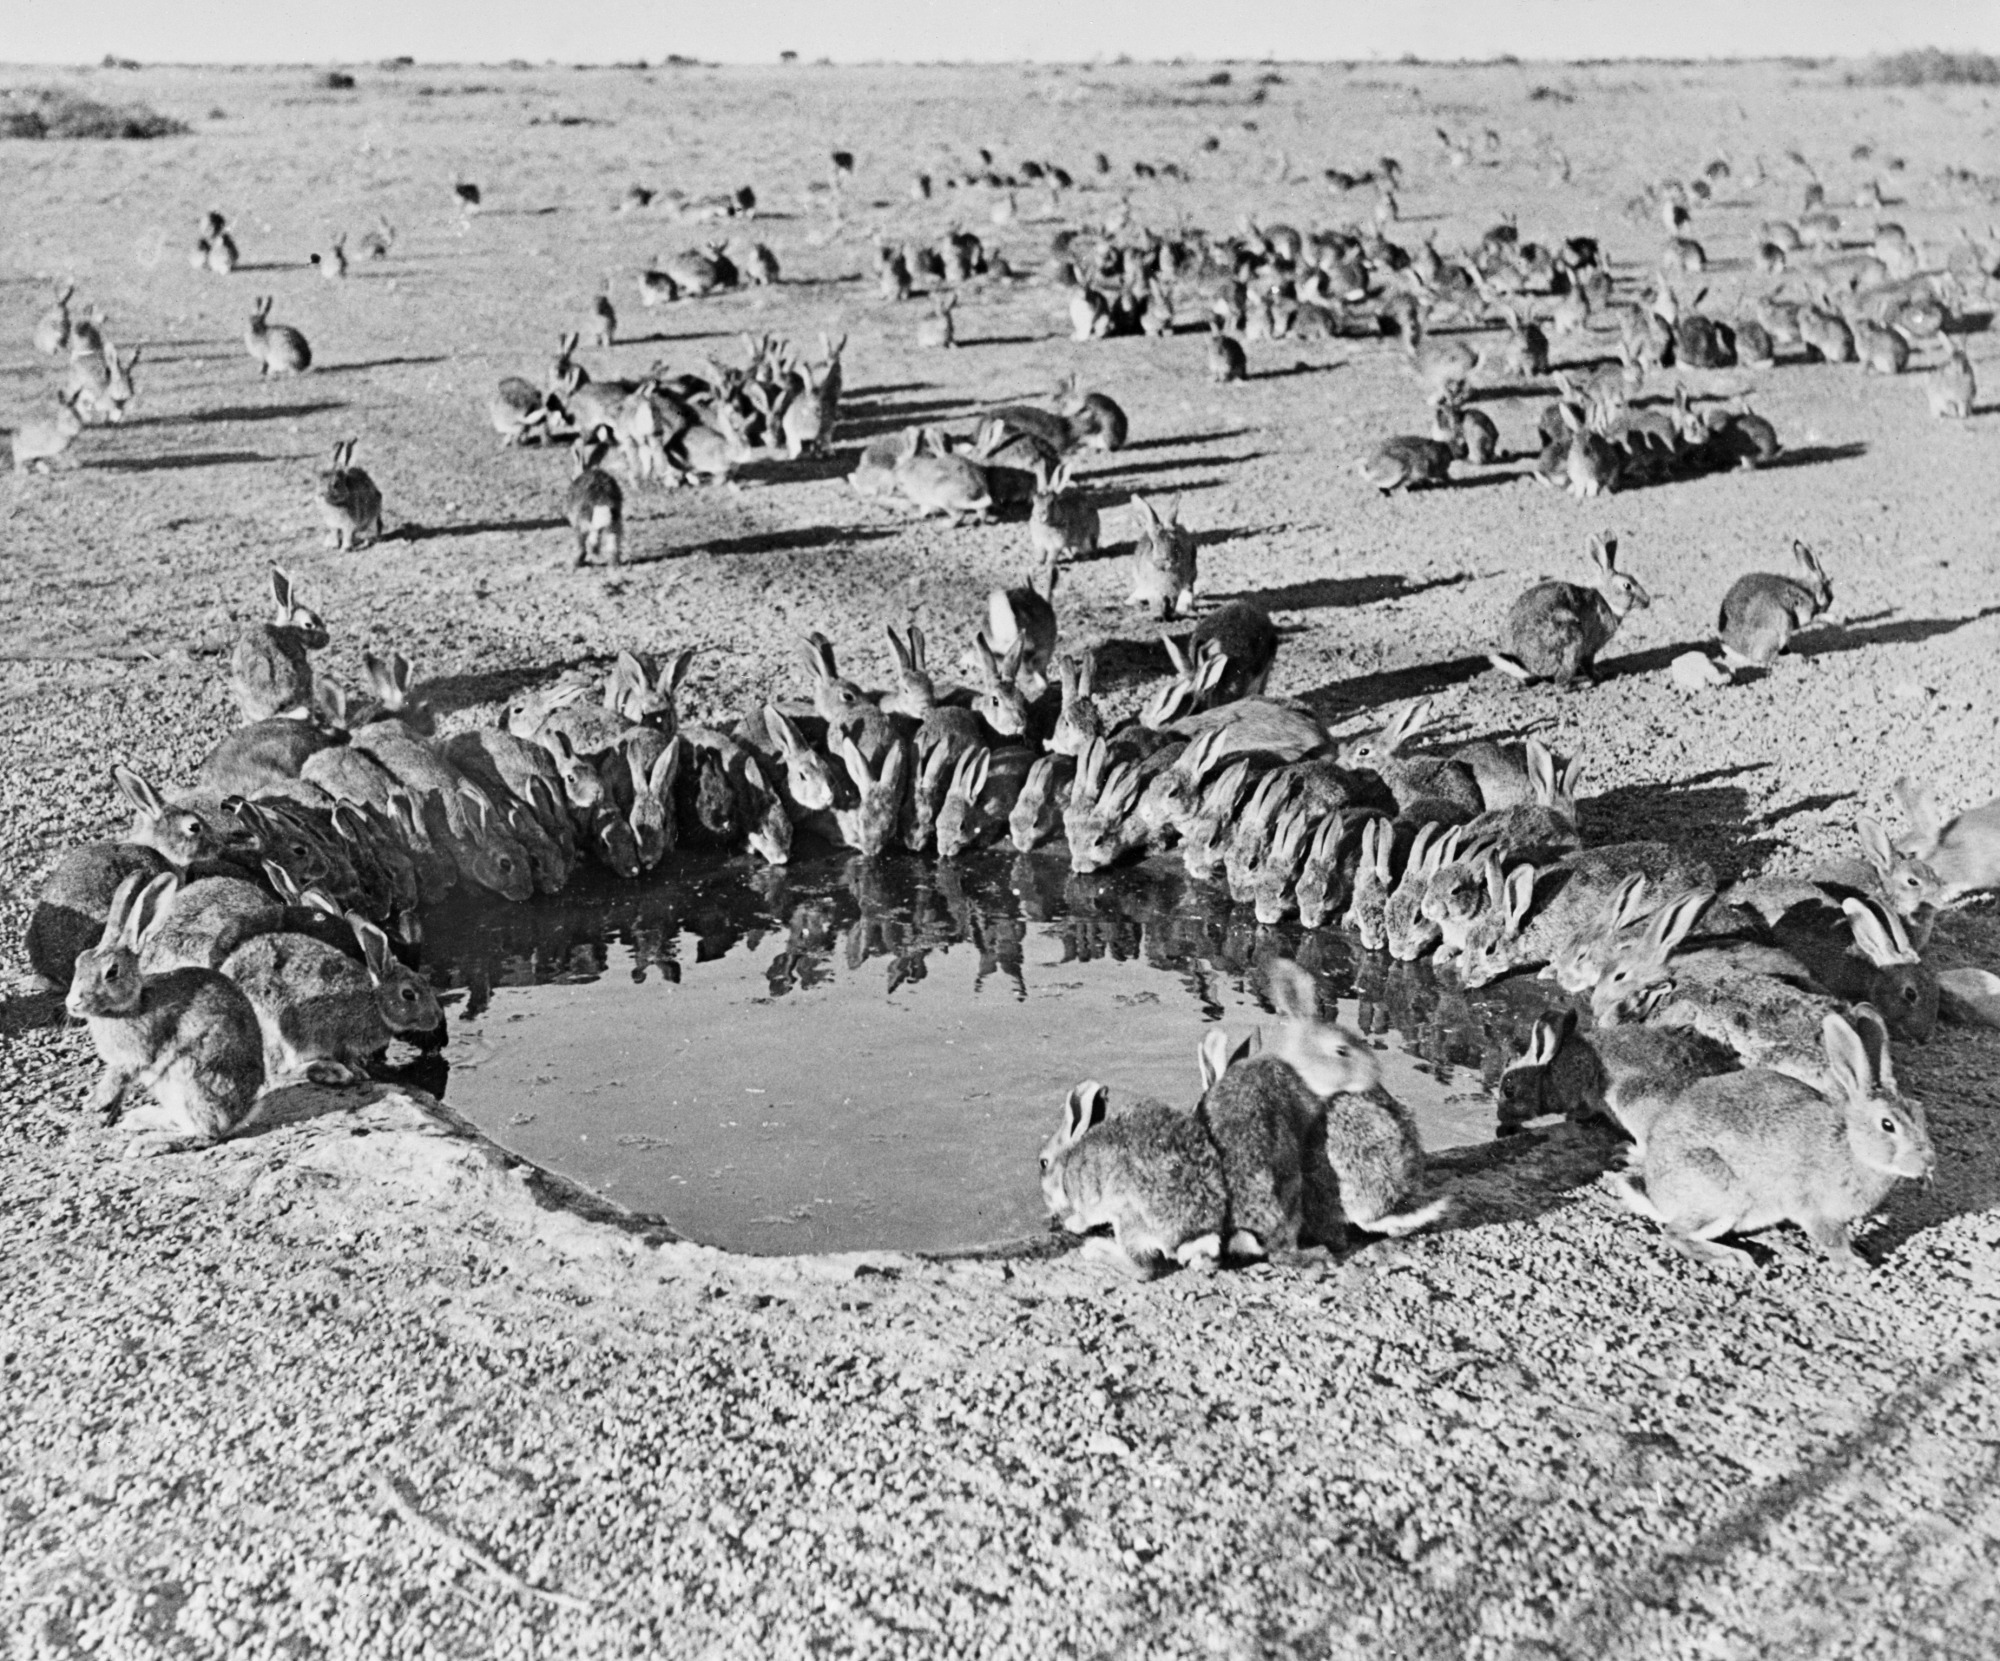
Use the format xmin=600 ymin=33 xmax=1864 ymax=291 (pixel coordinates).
xmin=1250 ymin=801 xmax=1319 ymax=925
xmin=136 ymin=873 xmax=284 ymax=974
xmin=319 ymin=439 xmax=384 ymax=549
xmin=1294 ymin=811 xmax=1359 ymax=929
xmin=222 ymin=913 xmax=442 ymax=1086
xmin=1432 ymin=395 xmax=1500 ymax=466
xmin=984 ymin=569 xmax=1059 ymax=702
xmin=879 ymin=624 xmax=937 ymax=720
xmin=1178 ymin=758 xmax=1256 ymax=880
xmin=66 ymin=337 xmax=116 ymax=422
xmin=1139 ymin=638 xmax=1228 ymax=731
xmin=67 ymin=873 xmax=267 ymax=1155
xmin=589 ymin=288 xmax=617 ymax=348
xmin=1558 ymin=404 xmax=1622 ymax=498
xmin=1496 ymin=1007 xmax=1738 ymax=1153
xmin=244 ymin=296 xmax=311 ymax=375
xmin=1610 ymin=1010 xmax=1933 ymax=1272
xmin=568 ymin=432 xmax=624 ymax=566
xmin=489 ymin=376 xmax=559 ymax=447
xmin=1207 ymin=326 xmax=1247 ymax=383
xmin=1926 ymin=343 xmax=1976 ymax=419
xmin=1358 ymin=433 xmax=1460 ymax=494
xmin=1891 ymin=776 xmax=2000 ymax=903
xmin=1041 ymin=1081 xmax=1229 ymax=1278
xmin=1344 ymin=817 xmax=1399 ymax=950
xmin=1028 ymin=462 xmax=1100 ymax=564
xmin=828 ymin=732 xmax=907 ymax=859
xmin=1127 ymin=494 xmax=1197 ymax=619
xmin=101 ymin=341 xmax=140 ymax=422
xmin=1049 ymin=650 xmax=1105 ymax=758
xmin=1261 ymin=959 xmax=1445 ymax=1235
xmin=934 ymin=745 xmax=1033 ymax=860
xmin=1189 ymin=599 xmax=1280 ymax=701
xmin=915 ymin=291 xmax=957 ymax=348
xmin=1056 ymin=377 xmax=1129 ymax=452
xmin=892 ymin=430 xmax=993 ymax=524
xmin=28 ymin=843 xmax=174 ymax=987
xmin=1223 ymin=772 xmax=1301 ymax=903
xmin=1716 ymin=539 xmax=1832 ymax=670
xmin=1489 ymin=531 xmax=1651 ymax=685
xmin=1383 ymin=822 xmax=1456 ymax=962
xmin=1195 ymin=1029 xmax=1337 ymax=1257
xmin=11 ymin=390 xmax=85 ymax=472
xmin=1063 ymin=738 xmax=1150 ymax=874
xmin=230 ymin=566 xmax=329 ymax=722
xmin=1761 ymin=893 xmax=1938 ymax=1041
xmin=1008 ymin=752 xmax=1072 ymax=852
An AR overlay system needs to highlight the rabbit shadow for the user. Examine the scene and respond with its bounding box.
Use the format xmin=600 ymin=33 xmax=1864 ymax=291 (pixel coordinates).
xmin=1583 ymin=765 xmax=1780 ymax=880
xmin=1222 ymin=571 xmax=1473 ymax=612
xmin=317 ymin=355 xmax=449 ymax=374
xmin=1297 ymin=653 xmax=1494 ymax=715
xmin=1762 ymin=441 xmax=1869 ymax=470
xmin=389 ymin=516 xmax=567 ymax=543
xmin=1086 ymin=452 xmax=1267 ymax=479
xmin=1790 ymin=605 xmax=2000 ymax=659
xmin=179 ymin=401 xmax=348 ymax=425
xmin=94 ymin=450 xmax=273 ymax=473
xmin=1118 ymin=428 xmax=1253 ymax=453
xmin=420 ymin=658 xmax=595 ymax=718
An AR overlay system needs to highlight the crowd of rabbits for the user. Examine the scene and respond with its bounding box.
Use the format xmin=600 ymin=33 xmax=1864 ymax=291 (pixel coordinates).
xmin=16 ymin=123 xmax=2000 ymax=1277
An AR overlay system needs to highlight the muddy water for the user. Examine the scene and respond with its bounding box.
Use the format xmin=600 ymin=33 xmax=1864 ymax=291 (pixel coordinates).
xmin=418 ymin=851 xmax=1571 ymax=1255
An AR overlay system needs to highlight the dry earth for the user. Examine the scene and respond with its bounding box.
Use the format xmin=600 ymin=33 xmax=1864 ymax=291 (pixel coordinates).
xmin=2 ymin=59 xmax=1999 ymax=1659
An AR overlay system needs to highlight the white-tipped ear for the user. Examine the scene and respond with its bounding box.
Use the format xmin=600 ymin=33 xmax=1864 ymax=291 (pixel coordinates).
xmin=1502 ymin=864 xmax=1538 ymax=929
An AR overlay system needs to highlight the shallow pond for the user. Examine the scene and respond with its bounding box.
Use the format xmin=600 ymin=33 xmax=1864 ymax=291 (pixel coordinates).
xmin=410 ymin=849 xmax=1573 ymax=1255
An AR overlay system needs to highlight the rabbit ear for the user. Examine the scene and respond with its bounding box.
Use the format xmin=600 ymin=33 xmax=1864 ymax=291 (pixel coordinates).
xmin=1077 ymin=646 xmax=1094 ymax=694
xmin=1819 ymin=1012 xmax=1875 ymax=1104
xmin=1842 ymin=897 xmax=1917 ymax=966
xmin=1559 ymin=751 xmax=1586 ymax=799
xmin=100 ymin=871 xmax=147 ymax=946
xmin=1197 ymin=1027 xmax=1235 ymax=1090
xmin=1854 ymin=816 xmax=1893 ymax=876
xmin=1524 ymin=740 xmax=1555 ymax=803
xmin=1266 ymin=958 xmax=1319 ymax=1024
xmin=1523 ymin=1014 xmax=1562 ymax=1067
xmin=650 ymin=736 xmax=684 ymax=798
xmin=1608 ymin=873 xmax=1653 ymax=931
xmin=127 ymin=872 xmax=180 ymax=949
xmin=1646 ymin=888 xmax=1713 ymax=957
xmin=1062 ymin=1081 xmax=1108 ymax=1143
xmin=1502 ymin=864 xmax=1538 ymax=929
xmin=352 ymin=916 xmax=395 ymax=981
xmin=112 ymin=764 xmax=166 ymax=819
xmin=261 ymin=860 xmax=302 ymax=904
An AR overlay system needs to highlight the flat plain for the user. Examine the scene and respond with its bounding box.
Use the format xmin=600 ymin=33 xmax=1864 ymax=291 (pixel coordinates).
xmin=2 ymin=58 xmax=1998 ymax=1659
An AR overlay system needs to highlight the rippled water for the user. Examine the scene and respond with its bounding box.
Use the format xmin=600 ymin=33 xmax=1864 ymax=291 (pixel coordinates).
xmin=416 ymin=849 xmax=1571 ymax=1254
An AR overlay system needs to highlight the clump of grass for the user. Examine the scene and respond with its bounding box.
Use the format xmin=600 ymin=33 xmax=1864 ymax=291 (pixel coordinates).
xmin=0 ymin=86 xmax=189 ymax=139
xmin=1857 ymin=48 xmax=2000 ymax=86
xmin=318 ymin=70 xmax=356 ymax=91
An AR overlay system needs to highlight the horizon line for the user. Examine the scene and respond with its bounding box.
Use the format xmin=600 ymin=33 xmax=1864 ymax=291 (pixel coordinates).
xmin=1 ymin=50 xmax=1967 ymax=71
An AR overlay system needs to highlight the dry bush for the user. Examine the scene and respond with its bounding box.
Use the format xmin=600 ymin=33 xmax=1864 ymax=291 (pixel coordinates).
xmin=0 ymin=86 xmax=189 ymax=139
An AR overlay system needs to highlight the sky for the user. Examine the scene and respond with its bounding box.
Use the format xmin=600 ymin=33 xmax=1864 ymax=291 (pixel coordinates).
xmin=7 ymin=0 xmax=1999 ymax=66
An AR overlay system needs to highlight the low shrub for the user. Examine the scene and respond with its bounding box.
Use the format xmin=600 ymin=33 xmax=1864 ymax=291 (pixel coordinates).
xmin=1858 ymin=49 xmax=2000 ymax=86
xmin=0 ymin=87 xmax=189 ymax=139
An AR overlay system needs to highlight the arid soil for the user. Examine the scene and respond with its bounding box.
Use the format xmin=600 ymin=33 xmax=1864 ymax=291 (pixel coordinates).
xmin=2 ymin=59 xmax=1998 ymax=1659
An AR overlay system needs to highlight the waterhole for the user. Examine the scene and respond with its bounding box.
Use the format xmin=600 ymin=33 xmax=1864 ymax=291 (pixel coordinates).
xmin=419 ymin=850 xmax=1571 ymax=1255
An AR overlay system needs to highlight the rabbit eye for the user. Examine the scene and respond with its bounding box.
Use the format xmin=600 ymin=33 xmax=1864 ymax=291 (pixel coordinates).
xmin=105 ymin=964 xmax=120 ymax=981
xmin=1880 ymin=1117 xmax=1896 ymax=1134
xmin=1902 ymin=987 xmax=1918 ymax=1003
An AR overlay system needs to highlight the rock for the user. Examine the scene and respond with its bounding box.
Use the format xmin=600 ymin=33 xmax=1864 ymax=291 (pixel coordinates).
xmin=1670 ymin=651 xmax=1732 ymax=690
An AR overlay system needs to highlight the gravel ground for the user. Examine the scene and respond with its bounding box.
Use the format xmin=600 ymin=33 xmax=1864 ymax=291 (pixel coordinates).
xmin=3 ymin=60 xmax=1999 ymax=1659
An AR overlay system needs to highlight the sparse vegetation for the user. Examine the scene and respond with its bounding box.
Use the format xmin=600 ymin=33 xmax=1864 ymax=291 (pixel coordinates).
xmin=318 ymin=71 xmax=356 ymax=91
xmin=1858 ymin=48 xmax=2000 ymax=86
xmin=0 ymin=86 xmax=188 ymax=140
